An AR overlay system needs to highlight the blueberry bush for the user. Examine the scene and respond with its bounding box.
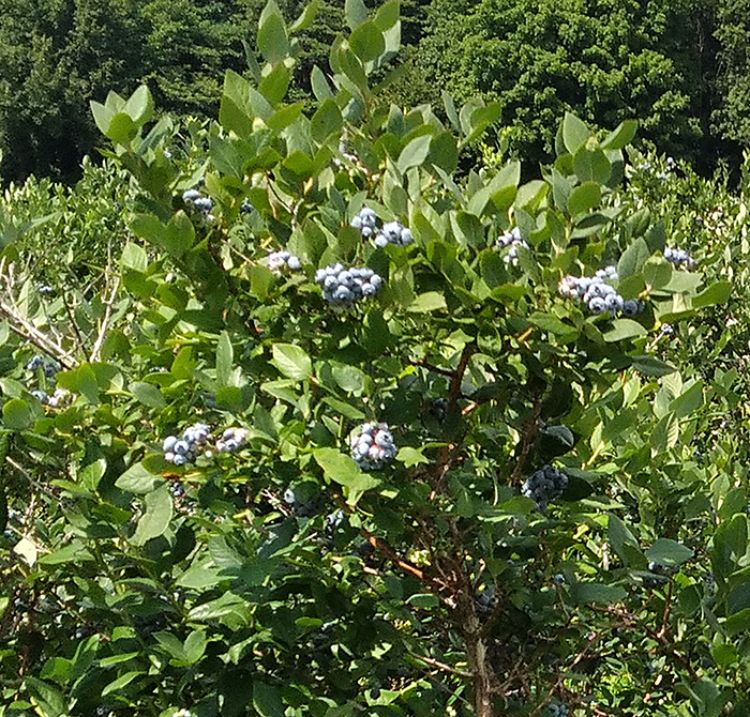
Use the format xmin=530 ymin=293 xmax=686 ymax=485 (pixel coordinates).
xmin=0 ymin=2 xmax=747 ymax=716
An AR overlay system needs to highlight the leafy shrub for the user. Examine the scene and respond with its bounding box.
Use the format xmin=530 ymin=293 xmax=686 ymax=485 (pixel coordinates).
xmin=0 ymin=2 xmax=747 ymax=716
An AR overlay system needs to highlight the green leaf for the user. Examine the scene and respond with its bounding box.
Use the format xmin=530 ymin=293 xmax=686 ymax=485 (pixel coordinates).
xmin=310 ymin=65 xmax=333 ymax=101
xmin=608 ymin=514 xmax=642 ymax=567
xmin=573 ymin=146 xmax=611 ymax=184
xmin=617 ymin=238 xmax=650 ymax=279
xmin=90 ymin=100 xmax=114 ymax=136
xmin=313 ymin=447 xmax=379 ymax=504
xmin=124 ymin=85 xmax=154 ymax=126
xmin=603 ymin=319 xmax=647 ymax=342
xmin=572 ymin=582 xmax=627 ymax=605
xmin=272 ymin=344 xmax=312 ymax=381
xmin=562 ymin=112 xmax=590 ymax=153
xmin=107 ymin=113 xmax=138 ymax=145
xmin=290 ymin=0 xmax=320 ymax=32
xmin=407 ymin=292 xmax=447 ymax=313
xmin=101 ymin=671 xmax=144 ymax=697
xmin=130 ymin=382 xmax=166 ymax=409
xmin=24 ymin=676 xmax=66 ymax=717
xmin=397 ymin=447 xmax=431 ymax=467
xmin=258 ymin=3 xmax=290 ymax=64
xmin=3 ymin=398 xmax=33 ymax=430
xmin=216 ymin=331 xmax=234 ymax=386
xmin=115 ymin=462 xmax=162 ymax=495
xmin=188 ymin=592 xmax=250 ymax=623
xmin=567 ymin=181 xmax=601 ymax=215
xmin=601 ymin=120 xmax=638 ymax=150
xmin=131 ymin=484 xmax=173 ymax=546
xmin=345 ymin=0 xmax=369 ymax=28
xmin=350 ymin=21 xmax=385 ymax=62
xmin=645 ymin=539 xmax=694 ymax=567
xmin=397 ymin=135 xmax=432 ymax=173
xmin=631 ymin=355 xmax=676 ymax=377
xmin=643 ymin=258 xmax=673 ymax=289
xmin=253 ymin=681 xmax=285 ymax=717
xmin=311 ymin=99 xmax=343 ymax=143
xmin=692 ymin=281 xmax=732 ymax=308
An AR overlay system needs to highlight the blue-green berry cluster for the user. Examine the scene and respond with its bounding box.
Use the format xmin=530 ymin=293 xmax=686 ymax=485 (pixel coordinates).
xmin=315 ymin=264 xmax=383 ymax=305
xmin=26 ymin=355 xmax=59 ymax=378
xmin=374 ymin=221 xmax=413 ymax=248
xmin=350 ymin=422 xmax=397 ymax=470
xmin=495 ymin=227 xmax=529 ymax=265
xmin=215 ymin=427 xmax=247 ymax=453
xmin=522 ymin=465 xmax=568 ymax=511
xmin=182 ymin=189 xmax=214 ymax=215
xmin=664 ymin=246 xmax=695 ymax=269
xmin=162 ymin=423 xmax=211 ymax=466
xmin=558 ymin=267 xmax=644 ymax=317
xmin=31 ymin=388 xmax=65 ymax=407
xmin=268 ymin=250 xmax=302 ymax=272
xmin=351 ymin=207 xmax=378 ymax=238
xmin=545 ymin=703 xmax=569 ymax=717
xmin=325 ymin=509 xmax=346 ymax=539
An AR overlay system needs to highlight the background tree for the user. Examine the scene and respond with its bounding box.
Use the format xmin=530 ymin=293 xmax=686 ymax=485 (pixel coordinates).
xmin=417 ymin=0 xmax=719 ymax=168
xmin=0 ymin=0 xmax=147 ymax=182
xmin=713 ymin=0 xmax=750 ymax=149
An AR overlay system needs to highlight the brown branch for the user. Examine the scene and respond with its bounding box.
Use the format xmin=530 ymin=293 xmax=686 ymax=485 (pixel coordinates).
xmin=409 ymin=357 xmax=456 ymax=379
xmin=448 ymin=343 xmax=477 ymax=409
xmin=509 ymin=392 xmax=544 ymax=485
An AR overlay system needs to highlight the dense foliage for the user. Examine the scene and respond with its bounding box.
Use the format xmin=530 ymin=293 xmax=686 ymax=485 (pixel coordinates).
xmin=0 ymin=0 xmax=429 ymax=183
xmin=2 ymin=2 xmax=750 ymax=715
xmin=417 ymin=0 xmax=720 ymax=167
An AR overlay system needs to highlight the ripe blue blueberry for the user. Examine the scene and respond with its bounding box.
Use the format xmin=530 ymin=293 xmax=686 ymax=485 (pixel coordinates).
xmin=495 ymin=227 xmax=529 ymax=266
xmin=216 ymin=427 xmax=247 ymax=453
xmin=316 ymin=263 xmax=383 ymax=306
xmin=350 ymin=422 xmax=397 ymax=470
xmin=664 ymin=245 xmax=696 ymax=269
xmin=351 ymin=207 xmax=378 ymax=238
xmin=521 ymin=465 xmax=568 ymax=511
xmin=268 ymin=250 xmax=302 ymax=273
xmin=559 ymin=265 xmax=646 ymax=318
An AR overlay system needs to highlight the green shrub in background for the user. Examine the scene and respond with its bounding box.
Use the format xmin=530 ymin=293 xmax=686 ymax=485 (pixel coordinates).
xmin=0 ymin=2 xmax=749 ymax=716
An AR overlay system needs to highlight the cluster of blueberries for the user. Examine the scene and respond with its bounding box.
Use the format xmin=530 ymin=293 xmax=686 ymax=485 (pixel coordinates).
xmin=162 ymin=422 xmax=212 ymax=466
xmin=545 ymin=703 xmax=569 ymax=717
xmin=351 ymin=207 xmax=414 ymax=247
xmin=521 ymin=465 xmax=569 ymax=511
xmin=495 ymin=227 xmax=529 ymax=266
xmin=182 ymin=189 xmax=214 ymax=216
xmin=268 ymin=250 xmax=302 ymax=272
xmin=643 ymin=561 xmax=674 ymax=589
xmin=26 ymin=355 xmax=59 ymax=378
xmin=215 ymin=427 xmax=248 ymax=453
xmin=374 ymin=221 xmax=413 ymax=248
xmin=27 ymin=355 xmax=64 ymax=407
xmin=663 ymin=246 xmax=696 ymax=270
xmin=351 ymin=207 xmax=378 ymax=238
xmin=315 ymin=264 xmax=383 ymax=306
xmin=350 ymin=422 xmax=397 ymax=470
xmin=558 ymin=266 xmax=645 ymax=317
xmin=162 ymin=423 xmax=246 ymax=466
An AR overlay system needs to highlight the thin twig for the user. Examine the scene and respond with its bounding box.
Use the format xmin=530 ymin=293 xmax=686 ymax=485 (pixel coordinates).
xmin=408 ymin=652 xmax=473 ymax=679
